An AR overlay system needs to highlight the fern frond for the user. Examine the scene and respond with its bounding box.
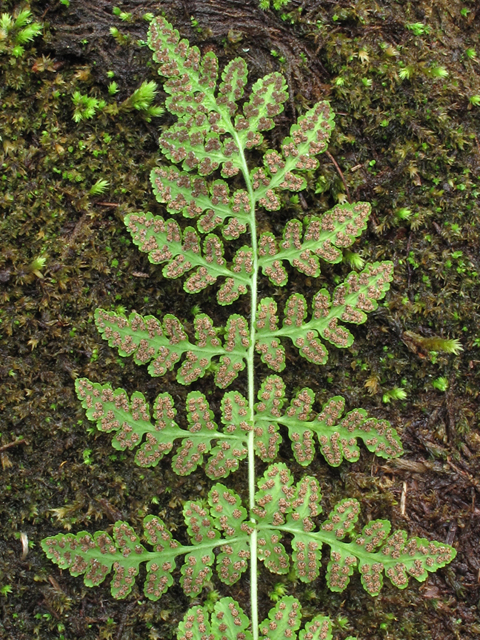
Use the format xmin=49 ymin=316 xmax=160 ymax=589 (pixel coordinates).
xmin=42 ymin=16 xmax=458 ymax=636
xmin=42 ymin=464 xmax=456 ymax=602
xmin=41 ymin=518 xmax=179 ymax=600
xmin=252 ymin=464 xmax=456 ymax=594
xmin=256 ymin=261 xmax=393 ymax=367
xmin=150 ymin=166 xmax=249 ymax=236
xmin=209 ymin=484 xmax=251 ymax=584
xmin=94 ymin=308 xmax=249 ymax=386
xmin=258 ymin=203 xmax=371 ymax=285
xmin=125 ymin=212 xmax=251 ymax=303
xmin=75 ymin=379 xmax=252 ymax=478
xmin=254 ymin=376 xmax=402 ymax=465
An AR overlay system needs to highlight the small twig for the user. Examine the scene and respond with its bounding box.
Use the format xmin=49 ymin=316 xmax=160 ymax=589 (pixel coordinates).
xmin=325 ymin=151 xmax=351 ymax=203
xmin=400 ymin=481 xmax=407 ymax=517
xmin=20 ymin=532 xmax=29 ymax=560
xmin=0 ymin=437 xmax=26 ymax=453
xmin=96 ymin=202 xmax=119 ymax=207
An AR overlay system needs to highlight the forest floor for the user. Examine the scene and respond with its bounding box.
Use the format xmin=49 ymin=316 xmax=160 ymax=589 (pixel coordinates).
xmin=1 ymin=1 xmax=479 ymax=639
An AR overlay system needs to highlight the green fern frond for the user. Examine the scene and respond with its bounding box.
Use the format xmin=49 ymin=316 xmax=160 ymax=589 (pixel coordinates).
xmin=42 ymin=463 xmax=456 ymax=601
xmin=42 ymin=16 xmax=457 ymax=639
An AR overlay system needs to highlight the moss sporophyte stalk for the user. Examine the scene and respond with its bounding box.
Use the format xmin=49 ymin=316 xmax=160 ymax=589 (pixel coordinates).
xmin=41 ymin=17 xmax=456 ymax=640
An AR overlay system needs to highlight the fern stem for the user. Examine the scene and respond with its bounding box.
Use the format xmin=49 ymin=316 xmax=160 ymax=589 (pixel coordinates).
xmin=234 ymin=129 xmax=259 ymax=639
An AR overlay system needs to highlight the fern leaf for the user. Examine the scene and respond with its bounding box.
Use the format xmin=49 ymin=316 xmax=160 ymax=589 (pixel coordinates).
xmin=236 ymin=72 xmax=288 ymax=150
xmin=251 ymin=465 xmax=456 ymax=596
xmin=148 ymin=18 xmax=248 ymax=178
xmin=150 ymin=166 xmax=249 ymax=236
xmin=43 ymin=467 xmax=456 ymax=602
xmin=212 ymin=598 xmax=253 ymax=639
xmin=178 ymin=597 xmax=338 ymax=640
xmin=255 ymin=298 xmax=286 ymax=371
xmin=325 ymin=547 xmax=358 ymax=592
xmin=148 ymin=19 xmax=203 ymax=94
xmin=176 ymin=605 xmax=212 ymax=640
xmin=259 ymin=597 xmax=302 ymax=639
xmin=321 ymin=499 xmax=361 ymax=540
xmin=75 ymin=379 xmax=190 ymax=467
xmin=253 ymin=376 xmax=285 ymax=461
xmin=42 ymin=518 xmax=181 ymax=601
xmin=181 ymin=502 xmax=219 ymax=595
xmin=94 ymin=308 xmax=248 ymax=387
xmin=255 ymin=261 xmax=393 ymax=369
xmin=215 ymin=314 xmax=250 ymax=385
xmin=158 ymin=122 xmax=239 ymax=176
xmin=282 ymin=386 xmax=317 ymax=464
xmin=217 ymin=247 xmax=253 ymax=305
xmin=360 ymin=529 xmax=456 ymax=595
xmin=251 ymin=101 xmax=334 ymax=211
xmin=125 ymin=213 xmax=249 ymax=302
xmin=209 ymin=484 xmax=251 ymax=584
xmin=258 ymin=203 xmax=371 ymax=285
xmin=316 ymin=401 xmax=403 ymax=465
xmin=253 ymin=464 xmax=293 ymax=525
xmin=76 ymin=380 xmax=249 ymax=479
xmin=206 ymin=391 xmax=251 ymax=478
xmin=282 ymin=101 xmax=335 ymax=168
xmin=299 ymin=617 xmax=334 ymax=640
xmin=288 ymin=476 xmax=323 ymax=583
xmin=254 ymin=465 xmax=320 ymax=579
xmin=172 ymin=391 xmax=217 ymax=475
xmin=253 ymin=380 xmax=402 ymax=466
xmin=218 ymin=58 xmax=248 ymax=114
xmin=177 ymin=599 xmax=253 ymax=640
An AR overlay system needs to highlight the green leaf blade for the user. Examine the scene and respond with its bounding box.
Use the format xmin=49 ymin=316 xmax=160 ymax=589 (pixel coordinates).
xmin=211 ymin=598 xmax=253 ymax=640
xmin=254 ymin=463 xmax=294 ymax=527
xmin=177 ymin=605 xmax=212 ymax=640
xmin=172 ymin=391 xmax=217 ymax=475
xmin=181 ymin=502 xmax=218 ymax=595
xmin=215 ymin=315 xmax=249 ymax=387
xmin=236 ymin=72 xmax=288 ymax=149
xmin=259 ymin=596 xmax=302 ymax=640
xmin=326 ymin=548 xmax=358 ymax=593
xmin=257 ymin=531 xmax=290 ymax=574
xmin=298 ymin=616 xmax=333 ymax=640
xmin=208 ymin=484 xmax=250 ymax=584
xmin=206 ymin=390 xmax=250 ymax=479
xmin=321 ymin=499 xmax=361 ymax=540
xmin=218 ymin=58 xmax=248 ymax=116
xmin=255 ymin=298 xmax=286 ymax=372
xmin=292 ymin=533 xmax=322 ymax=583
xmin=254 ymin=376 xmax=284 ymax=461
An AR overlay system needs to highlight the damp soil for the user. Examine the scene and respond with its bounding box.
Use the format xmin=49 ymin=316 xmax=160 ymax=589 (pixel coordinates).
xmin=1 ymin=1 xmax=479 ymax=639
